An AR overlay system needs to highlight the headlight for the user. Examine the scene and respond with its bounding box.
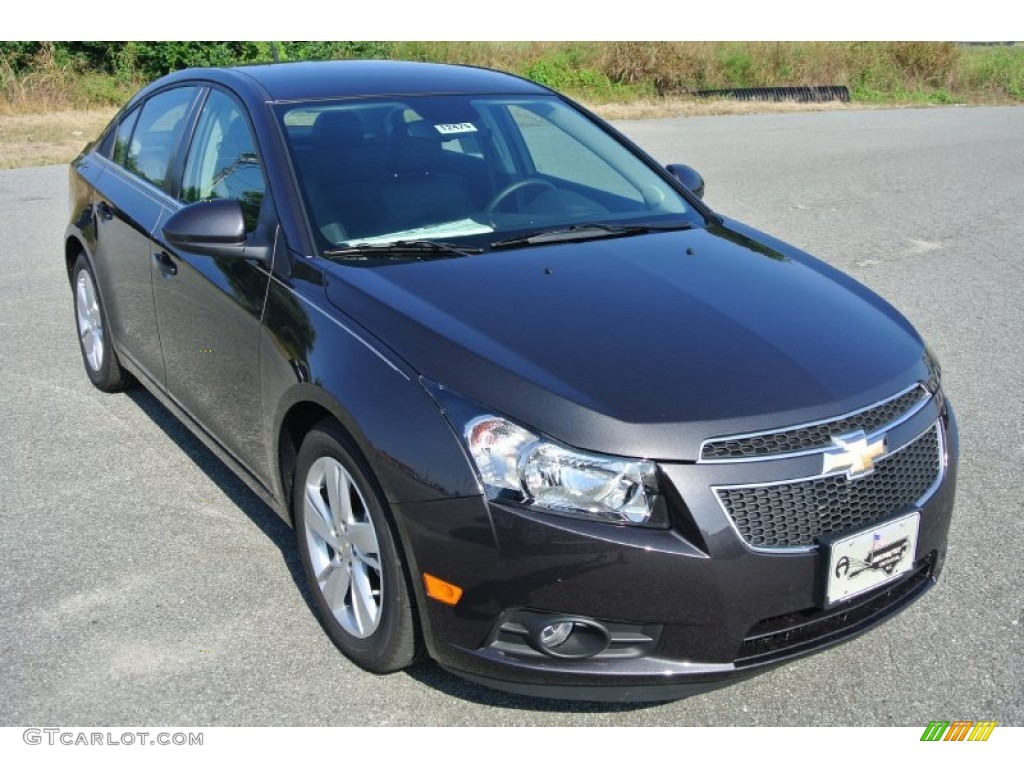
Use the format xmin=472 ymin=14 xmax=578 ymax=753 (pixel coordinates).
xmin=464 ymin=415 xmax=665 ymax=527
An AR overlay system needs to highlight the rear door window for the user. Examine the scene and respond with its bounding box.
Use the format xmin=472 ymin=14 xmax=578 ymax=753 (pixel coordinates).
xmin=124 ymin=87 xmax=198 ymax=191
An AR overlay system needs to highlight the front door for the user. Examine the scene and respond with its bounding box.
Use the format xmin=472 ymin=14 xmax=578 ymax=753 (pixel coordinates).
xmin=152 ymin=87 xmax=273 ymax=484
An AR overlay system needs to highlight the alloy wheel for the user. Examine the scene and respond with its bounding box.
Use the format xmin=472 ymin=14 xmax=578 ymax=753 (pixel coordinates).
xmin=302 ymin=456 xmax=383 ymax=639
xmin=75 ymin=270 xmax=104 ymax=372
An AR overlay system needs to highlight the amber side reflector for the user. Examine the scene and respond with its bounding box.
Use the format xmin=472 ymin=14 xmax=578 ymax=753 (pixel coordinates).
xmin=423 ymin=573 xmax=463 ymax=605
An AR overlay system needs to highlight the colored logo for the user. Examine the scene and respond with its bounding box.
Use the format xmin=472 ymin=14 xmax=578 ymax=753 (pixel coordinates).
xmin=822 ymin=430 xmax=887 ymax=478
xmin=920 ymin=721 xmax=997 ymax=741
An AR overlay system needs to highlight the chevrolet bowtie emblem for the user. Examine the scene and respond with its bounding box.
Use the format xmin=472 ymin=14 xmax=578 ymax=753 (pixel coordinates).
xmin=822 ymin=431 xmax=887 ymax=478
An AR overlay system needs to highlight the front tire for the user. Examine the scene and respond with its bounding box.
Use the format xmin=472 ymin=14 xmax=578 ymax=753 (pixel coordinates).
xmin=293 ymin=420 xmax=421 ymax=672
xmin=72 ymin=253 xmax=131 ymax=392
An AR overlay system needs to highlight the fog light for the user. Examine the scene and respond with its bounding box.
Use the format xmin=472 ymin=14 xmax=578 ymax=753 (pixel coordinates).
xmin=539 ymin=621 xmax=574 ymax=649
xmin=526 ymin=616 xmax=612 ymax=659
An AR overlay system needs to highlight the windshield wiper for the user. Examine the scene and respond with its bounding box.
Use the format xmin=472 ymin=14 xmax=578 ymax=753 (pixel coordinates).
xmin=489 ymin=221 xmax=693 ymax=250
xmin=324 ymin=240 xmax=483 ymax=260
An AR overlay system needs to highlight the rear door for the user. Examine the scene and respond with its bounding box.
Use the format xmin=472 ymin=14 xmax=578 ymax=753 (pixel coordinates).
xmin=152 ymin=86 xmax=274 ymax=483
xmin=91 ymin=86 xmax=199 ymax=385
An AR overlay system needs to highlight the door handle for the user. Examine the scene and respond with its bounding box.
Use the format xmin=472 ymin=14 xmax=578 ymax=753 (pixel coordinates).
xmin=153 ymin=251 xmax=178 ymax=277
xmin=96 ymin=201 xmax=114 ymax=221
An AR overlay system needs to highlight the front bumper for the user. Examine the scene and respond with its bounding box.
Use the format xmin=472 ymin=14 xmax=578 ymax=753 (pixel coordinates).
xmin=393 ymin=400 xmax=958 ymax=702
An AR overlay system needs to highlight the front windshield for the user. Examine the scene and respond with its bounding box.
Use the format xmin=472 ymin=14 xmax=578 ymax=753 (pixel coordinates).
xmin=276 ymin=94 xmax=699 ymax=251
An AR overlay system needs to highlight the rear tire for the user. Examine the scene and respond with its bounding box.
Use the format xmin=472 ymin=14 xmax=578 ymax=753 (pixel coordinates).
xmin=293 ymin=420 xmax=421 ymax=672
xmin=72 ymin=254 xmax=132 ymax=392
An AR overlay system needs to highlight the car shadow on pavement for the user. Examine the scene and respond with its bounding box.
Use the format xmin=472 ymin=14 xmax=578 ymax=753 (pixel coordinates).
xmin=126 ymin=387 xmax=659 ymax=713
xmin=125 ymin=387 xmax=310 ymax=600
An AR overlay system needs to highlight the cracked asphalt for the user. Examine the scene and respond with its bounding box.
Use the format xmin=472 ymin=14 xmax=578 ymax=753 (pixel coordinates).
xmin=0 ymin=105 xmax=1021 ymax=725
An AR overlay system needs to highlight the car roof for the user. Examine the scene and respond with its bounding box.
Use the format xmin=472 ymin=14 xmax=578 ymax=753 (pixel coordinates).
xmin=192 ymin=59 xmax=550 ymax=102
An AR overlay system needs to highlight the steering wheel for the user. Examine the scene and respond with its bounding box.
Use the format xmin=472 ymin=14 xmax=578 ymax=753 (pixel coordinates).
xmin=485 ymin=178 xmax=557 ymax=214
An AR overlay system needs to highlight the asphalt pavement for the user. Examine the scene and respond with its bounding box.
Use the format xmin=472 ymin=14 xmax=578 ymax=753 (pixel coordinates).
xmin=0 ymin=105 xmax=1021 ymax=726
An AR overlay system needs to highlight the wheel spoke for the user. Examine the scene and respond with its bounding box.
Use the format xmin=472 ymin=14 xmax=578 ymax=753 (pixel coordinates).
xmin=355 ymin=549 xmax=380 ymax=572
xmin=351 ymin=564 xmax=377 ymax=634
xmin=304 ymin=485 xmax=337 ymax=545
xmin=324 ymin=463 xmax=342 ymax=522
xmin=322 ymin=564 xmax=351 ymax=612
xmin=301 ymin=493 xmax=337 ymax=548
xmin=315 ymin=561 xmax=335 ymax=584
xmin=347 ymin=522 xmax=378 ymax=561
xmin=76 ymin=299 xmax=89 ymax=332
xmin=325 ymin=463 xmax=354 ymax=528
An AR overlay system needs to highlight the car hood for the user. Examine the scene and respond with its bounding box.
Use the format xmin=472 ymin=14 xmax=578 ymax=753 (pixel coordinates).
xmin=322 ymin=220 xmax=929 ymax=461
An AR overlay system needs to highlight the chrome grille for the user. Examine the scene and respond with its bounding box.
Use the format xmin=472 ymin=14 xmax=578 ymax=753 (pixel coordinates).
xmin=716 ymin=424 xmax=941 ymax=549
xmin=701 ymin=384 xmax=929 ymax=461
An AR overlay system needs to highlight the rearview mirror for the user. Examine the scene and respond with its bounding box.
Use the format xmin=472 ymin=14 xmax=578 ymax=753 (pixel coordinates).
xmin=162 ymin=199 xmax=260 ymax=259
xmin=666 ymin=164 xmax=705 ymax=199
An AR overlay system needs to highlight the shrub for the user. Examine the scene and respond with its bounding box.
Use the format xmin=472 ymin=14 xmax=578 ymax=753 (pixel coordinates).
xmin=525 ymin=53 xmax=612 ymax=94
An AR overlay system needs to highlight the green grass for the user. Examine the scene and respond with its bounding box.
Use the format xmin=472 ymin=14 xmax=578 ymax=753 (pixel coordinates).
xmin=956 ymin=45 xmax=1024 ymax=99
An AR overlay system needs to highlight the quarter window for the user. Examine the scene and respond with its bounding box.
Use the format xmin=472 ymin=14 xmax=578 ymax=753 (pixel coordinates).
xmin=124 ymin=87 xmax=197 ymax=190
xmin=111 ymin=108 xmax=140 ymax=167
xmin=181 ymin=90 xmax=265 ymax=232
xmin=97 ymin=121 xmax=117 ymax=158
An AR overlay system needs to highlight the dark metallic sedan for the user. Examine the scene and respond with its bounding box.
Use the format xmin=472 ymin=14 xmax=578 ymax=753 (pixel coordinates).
xmin=65 ymin=60 xmax=957 ymax=701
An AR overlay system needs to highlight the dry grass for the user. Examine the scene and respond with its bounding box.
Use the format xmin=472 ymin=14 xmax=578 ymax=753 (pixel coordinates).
xmin=597 ymin=42 xmax=962 ymax=94
xmin=583 ymin=96 xmax=1001 ymax=120
xmin=587 ymin=97 xmax=858 ymax=120
xmin=0 ymin=109 xmax=114 ymax=169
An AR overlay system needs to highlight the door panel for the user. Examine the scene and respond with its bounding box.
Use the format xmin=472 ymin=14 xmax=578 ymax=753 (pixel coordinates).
xmin=152 ymin=89 xmax=272 ymax=483
xmin=153 ymin=207 xmax=272 ymax=481
xmin=90 ymin=87 xmax=199 ymax=386
xmin=92 ymin=171 xmax=167 ymax=384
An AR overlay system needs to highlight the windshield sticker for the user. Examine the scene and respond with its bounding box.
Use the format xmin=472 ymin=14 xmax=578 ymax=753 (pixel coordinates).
xmin=343 ymin=218 xmax=494 ymax=246
xmin=434 ymin=122 xmax=478 ymax=135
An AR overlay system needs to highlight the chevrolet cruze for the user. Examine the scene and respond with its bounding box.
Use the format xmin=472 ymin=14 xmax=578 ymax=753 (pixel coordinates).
xmin=65 ymin=60 xmax=958 ymax=701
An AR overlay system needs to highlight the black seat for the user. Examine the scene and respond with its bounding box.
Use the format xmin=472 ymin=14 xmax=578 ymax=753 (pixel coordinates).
xmin=307 ymin=110 xmax=386 ymax=241
xmin=380 ymin=120 xmax=469 ymax=231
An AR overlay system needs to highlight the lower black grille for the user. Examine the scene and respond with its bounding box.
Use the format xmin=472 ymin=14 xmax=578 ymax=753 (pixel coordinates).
xmin=717 ymin=425 xmax=941 ymax=548
xmin=736 ymin=554 xmax=935 ymax=666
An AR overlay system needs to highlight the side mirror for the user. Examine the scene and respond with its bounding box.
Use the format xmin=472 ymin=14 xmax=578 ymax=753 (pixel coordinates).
xmin=666 ymin=164 xmax=705 ymax=200
xmin=162 ymin=199 xmax=261 ymax=259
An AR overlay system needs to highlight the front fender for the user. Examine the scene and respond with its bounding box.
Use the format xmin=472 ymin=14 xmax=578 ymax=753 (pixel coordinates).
xmin=260 ymin=273 xmax=481 ymax=517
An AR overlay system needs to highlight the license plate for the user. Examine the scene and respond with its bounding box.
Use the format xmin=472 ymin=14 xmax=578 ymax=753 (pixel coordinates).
xmin=824 ymin=512 xmax=920 ymax=605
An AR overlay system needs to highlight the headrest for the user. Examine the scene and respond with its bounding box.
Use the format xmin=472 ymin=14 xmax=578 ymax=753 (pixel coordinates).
xmin=405 ymin=120 xmax=441 ymax=140
xmin=312 ymin=111 xmax=364 ymax=150
xmin=218 ymin=117 xmax=252 ymax=162
xmin=388 ymin=120 xmax=444 ymax=174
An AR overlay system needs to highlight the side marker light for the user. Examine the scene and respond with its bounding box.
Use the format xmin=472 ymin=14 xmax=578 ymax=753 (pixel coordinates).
xmin=423 ymin=573 xmax=463 ymax=605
